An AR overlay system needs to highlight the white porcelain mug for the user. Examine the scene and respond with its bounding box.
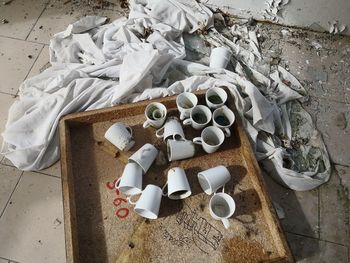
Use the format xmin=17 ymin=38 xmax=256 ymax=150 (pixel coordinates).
xmin=167 ymin=139 xmax=195 ymax=162
xmin=193 ymin=126 xmax=225 ymax=154
xmin=143 ymin=102 xmax=167 ymax=128
xmin=127 ymin=184 xmax=163 ymax=219
xmin=128 ymin=144 xmax=158 ymax=174
xmin=209 ymin=47 xmax=232 ymax=69
xmin=205 ymin=87 xmax=228 ymax=109
xmin=197 ymin=165 xmax=231 ymax=195
xmin=212 ymin=106 xmax=235 ymax=137
xmin=183 ymin=105 xmax=212 ymax=130
xmin=162 ymin=167 xmax=191 ymax=200
xmin=209 ymin=189 xmax=236 ymax=229
xmin=115 ymin=163 xmax=143 ymax=195
xmin=104 ymin=123 xmax=135 ymax=151
xmin=176 ymin=92 xmax=198 ymax=120
xmin=156 ymin=117 xmax=185 ymax=141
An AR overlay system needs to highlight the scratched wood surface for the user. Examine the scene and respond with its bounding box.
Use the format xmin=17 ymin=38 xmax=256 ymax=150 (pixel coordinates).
xmin=59 ymin=92 xmax=293 ymax=263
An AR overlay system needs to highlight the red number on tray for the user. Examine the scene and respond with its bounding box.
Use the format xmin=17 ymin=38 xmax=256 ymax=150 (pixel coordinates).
xmin=106 ymin=179 xmax=118 ymax=190
xmin=115 ymin=208 xmax=129 ymax=219
xmin=113 ymin=197 xmax=127 ymax=207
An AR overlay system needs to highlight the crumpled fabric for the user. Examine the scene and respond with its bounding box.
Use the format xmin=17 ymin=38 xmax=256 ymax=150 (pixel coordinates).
xmin=1 ymin=0 xmax=330 ymax=191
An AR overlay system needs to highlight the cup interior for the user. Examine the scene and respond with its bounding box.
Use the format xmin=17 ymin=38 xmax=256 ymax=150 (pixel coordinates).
xmin=203 ymin=127 xmax=224 ymax=146
xmin=210 ymin=193 xmax=235 ymax=218
xmin=213 ymin=109 xmax=235 ymax=127
xmin=177 ymin=93 xmax=197 ymax=109
xmin=198 ymin=173 xmax=212 ymax=194
xmin=207 ymin=88 xmax=227 ymax=105
xmin=191 ymin=106 xmax=210 ymax=124
xmin=146 ymin=103 xmax=165 ymax=120
xmin=211 ymin=197 xmax=231 ymax=217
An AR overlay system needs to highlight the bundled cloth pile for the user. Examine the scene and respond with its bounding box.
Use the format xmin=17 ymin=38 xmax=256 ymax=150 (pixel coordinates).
xmin=1 ymin=0 xmax=330 ymax=191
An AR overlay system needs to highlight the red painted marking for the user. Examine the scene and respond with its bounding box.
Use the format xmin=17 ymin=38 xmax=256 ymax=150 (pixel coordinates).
xmin=106 ymin=179 xmax=118 ymax=190
xmin=115 ymin=208 xmax=129 ymax=219
xmin=113 ymin=197 xmax=127 ymax=207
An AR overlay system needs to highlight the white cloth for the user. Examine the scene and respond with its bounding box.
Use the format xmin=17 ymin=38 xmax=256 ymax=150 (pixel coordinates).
xmin=1 ymin=0 xmax=330 ymax=191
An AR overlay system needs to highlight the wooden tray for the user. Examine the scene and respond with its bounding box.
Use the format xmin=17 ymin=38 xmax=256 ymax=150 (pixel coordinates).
xmin=59 ymin=91 xmax=293 ymax=263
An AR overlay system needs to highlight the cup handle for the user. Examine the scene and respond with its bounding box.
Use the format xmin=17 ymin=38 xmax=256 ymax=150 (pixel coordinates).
xmin=155 ymin=127 xmax=165 ymax=138
xmin=193 ymin=137 xmax=202 ymax=145
xmin=221 ymin=218 xmax=230 ymax=229
xmin=114 ymin=178 xmax=121 ymax=189
xmin=127 ymin=195 xmax=139 ymax=205
xmin=224 ymin=128 xmax=231 ymax=137
xmin=126 ymin=126 xmax=133 ymax=136
xmin=143 ymin=120 xmax=151 ymax=128
xmin=161 ymin=182 xmax=168 ymax=197
xmin=183 ymin=118 xmax=192 ymax=126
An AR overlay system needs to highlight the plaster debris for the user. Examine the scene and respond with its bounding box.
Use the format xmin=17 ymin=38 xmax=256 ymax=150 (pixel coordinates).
xmin=329 ymin=20 xmax=347 ymax=35
xmin=311 ymin=41 xmax=322 ymax=50
xmin=263 ymin=0 xmax=289 ymax=22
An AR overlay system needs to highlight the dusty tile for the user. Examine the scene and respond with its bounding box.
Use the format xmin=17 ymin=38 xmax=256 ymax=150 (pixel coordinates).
xmin=319 ymin=171 xmax=350 ymax=246
xmin=303 ymin=97 xmax=350 ymax=166
xmin=0 ymin=0 xmax=48 ymax=40
xmin=0 ymin=93 xmax=16 ymax=146
xmin=335 ymin=165 xmax=350 ymax=193
xmin=262 ymin=173 xmax=319 ymax=238
xmin=0 ymin=37 xmax=43 ymax=95
xmin=0 ymin=165 xmax=22 ymax=215
xmin=38 ymin=161 xmax=61 ymax=178
xmin=286 ymin=232 xmax=349 ymax=263
xmin=0 ymin=172 xmax=65 ymax=263
xmin=26 ymin=45 xmax=50 ymax=79
xmin=27 ymin=0 xmax=126 ymax=44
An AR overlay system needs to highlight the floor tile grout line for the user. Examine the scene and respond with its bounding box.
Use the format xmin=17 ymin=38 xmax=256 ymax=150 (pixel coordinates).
xmin=0 ymin=171 xmax=23 ymax=218
xmin=318 ymin=187 xmax=321 ymax=239
xmin=0 ymin=255 xmax=20 ymax=263
xmin=286 ymin=231 xmax=349 ymax=247
xmin=0 ymin=34 xmax=46 ymax=46
xmin=24 ymin=0 xmax=50 ymax=41
xmin=0 ymin=161 xmax=60 ymax=179
xmin=23 ymin=44 xmax=46 ymax=80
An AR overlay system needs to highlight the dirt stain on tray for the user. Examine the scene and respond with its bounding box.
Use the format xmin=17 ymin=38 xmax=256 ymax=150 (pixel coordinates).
xmin=221 ymin=237 xmax=272 ymax=263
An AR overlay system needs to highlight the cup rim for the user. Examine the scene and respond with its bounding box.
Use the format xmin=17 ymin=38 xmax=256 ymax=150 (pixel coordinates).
xmin=206 ymin=87 xmax=228 ymax=105
xmin=134 ymin=208 xmax=158 ymax=219
xmin=190 ymin=105 xmax=211 ymax=125
xmin=201 ymin=126 xmax=225 ymax=146
xmin=209 ymin=192 xmax=236 ymax=219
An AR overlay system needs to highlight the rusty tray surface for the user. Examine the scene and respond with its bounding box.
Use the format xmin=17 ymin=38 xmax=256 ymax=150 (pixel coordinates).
xmin=59 ymin=92 xmax=293 ymax=263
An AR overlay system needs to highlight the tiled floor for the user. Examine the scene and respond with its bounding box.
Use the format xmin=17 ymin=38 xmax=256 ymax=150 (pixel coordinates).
xmin=0 ymin=1 xmax=349 ymax=263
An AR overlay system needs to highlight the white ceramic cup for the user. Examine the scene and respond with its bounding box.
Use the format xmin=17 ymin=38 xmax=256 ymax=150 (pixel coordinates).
xmin=128 ymin=144 xmax=158 ymax=174
xmin=205 ymin=87 xmax=228 ymax=109
xmin=143 ymin=102 xmax=167 ymax=128
xmin=156 ymin=117 xmax=185 ymax=141
xmin=209 ymin=47 xmax=232 ymax=69
xmin=115 ymin=163 xmax=143 ymax=195
xmin=127 ymin=184 xmax=163 ymax=219
xmin=183 ymin=105 xmax=212 ymax=130
xmin=197 ymin=165 xmax=231 ymax=195
xmin=104 ymin=123 xmax=135 ymax=151
xmin=176 ymin=92 xmax=198 ymax=120
xmin=167 ymin=139 xmax=195 ymax=161
xmin=212 ymin=106 xmax=235 ymax=137
xmin=162 ymin=167 xmax=191 ymax=200
xmin=209 ymin=190 xmax=236 ymax=229
xmin=193 ymin=126 xmax=225 ymax=154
